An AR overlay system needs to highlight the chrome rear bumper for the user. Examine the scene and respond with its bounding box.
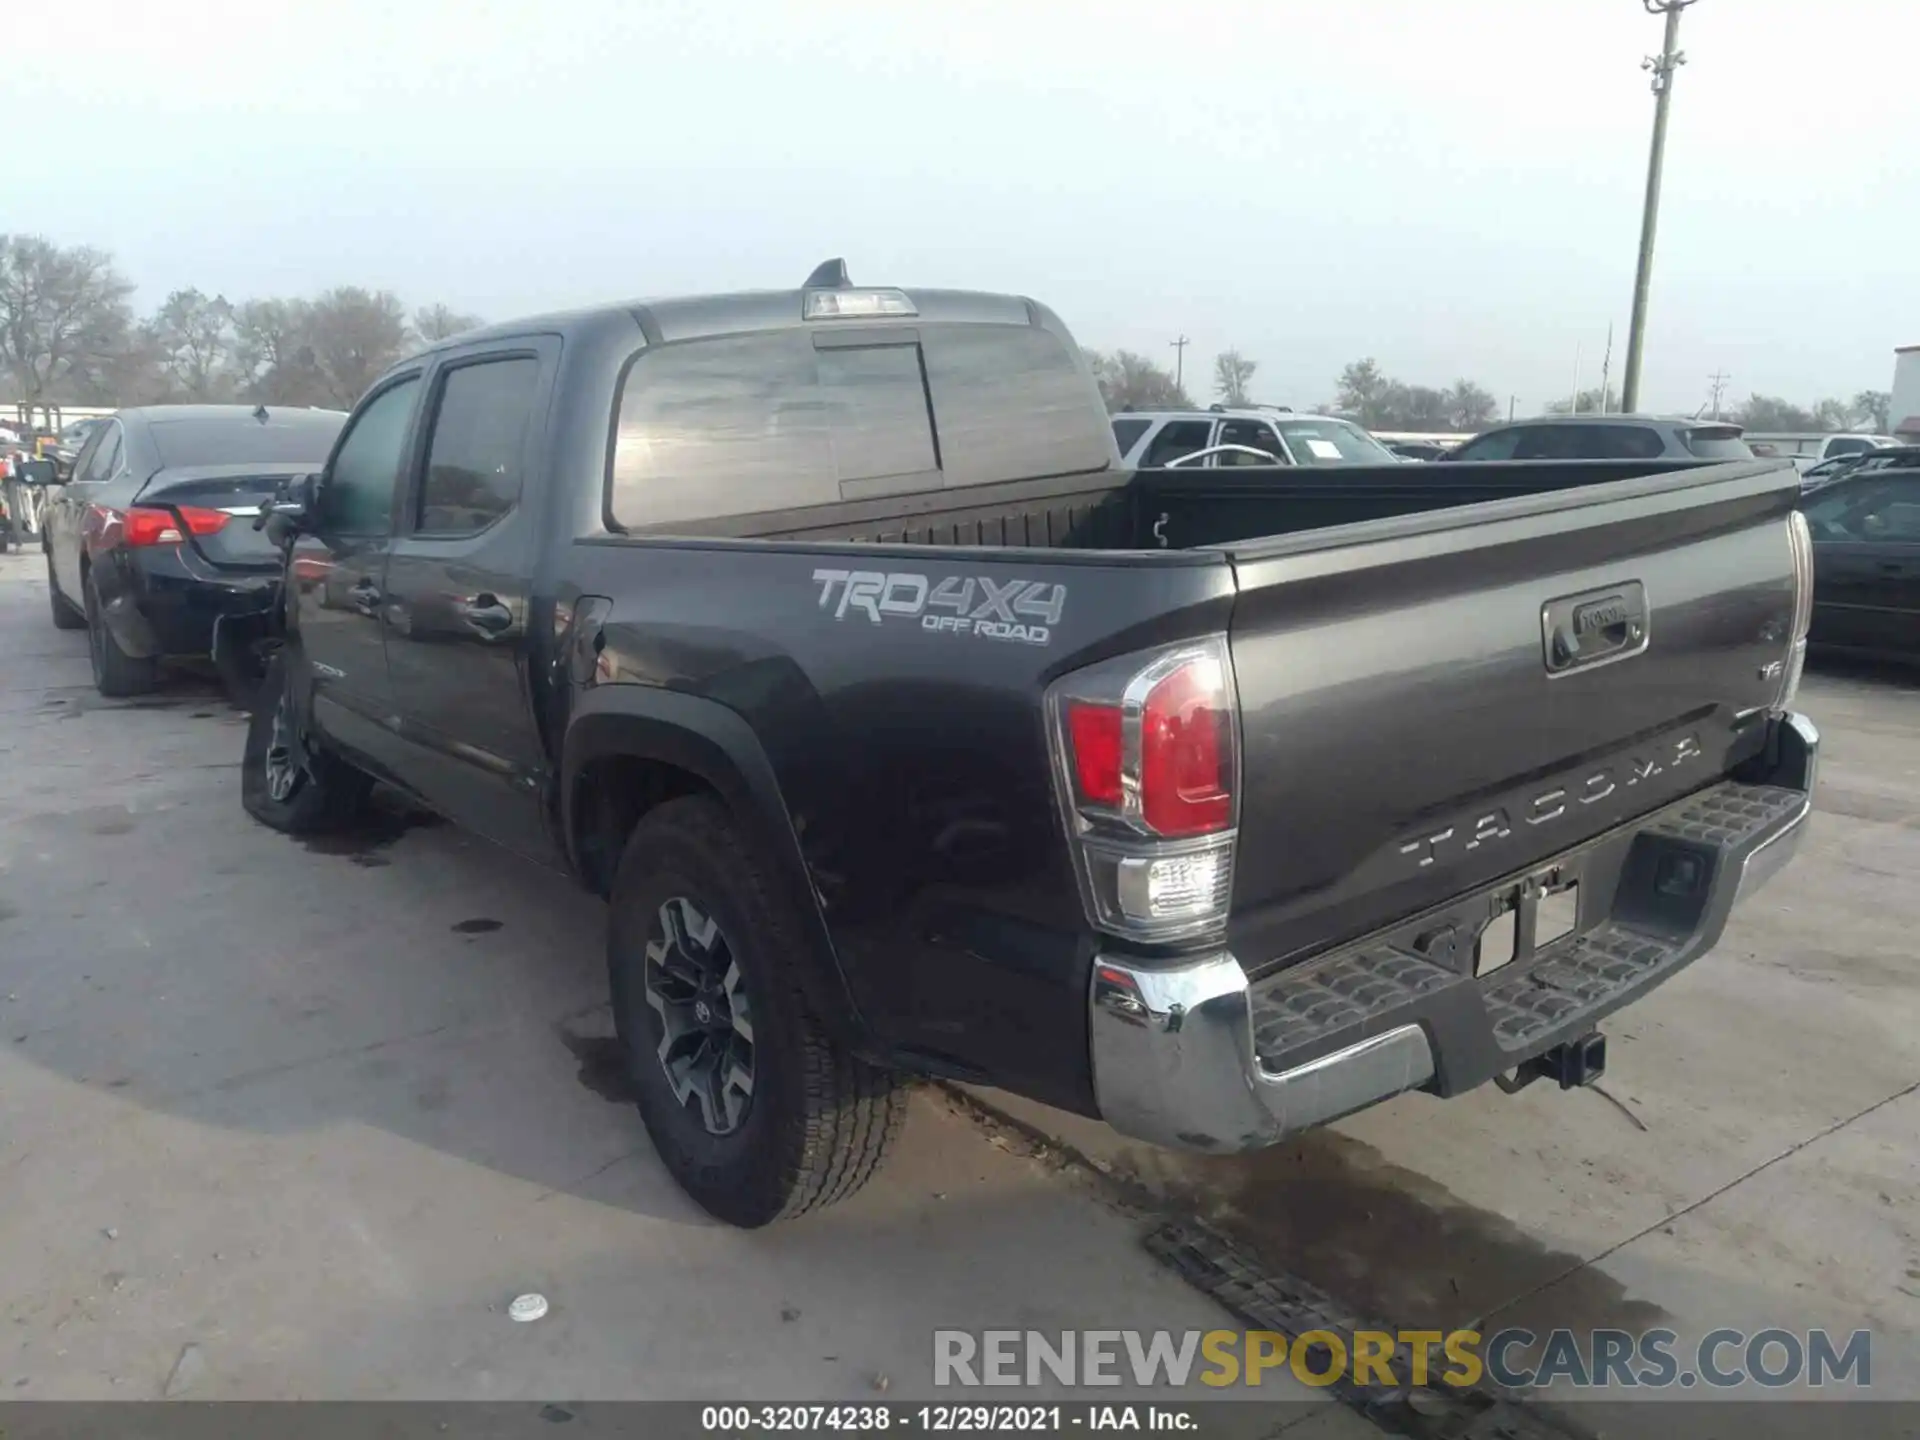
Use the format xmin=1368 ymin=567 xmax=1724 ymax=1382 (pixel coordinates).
xmin=1088 ymin=712 xmax=1818 ymax=1153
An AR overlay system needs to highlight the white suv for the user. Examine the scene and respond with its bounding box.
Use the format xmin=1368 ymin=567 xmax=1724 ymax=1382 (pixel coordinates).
xmin=1111 ymin=407 xmax=1400 ymax=469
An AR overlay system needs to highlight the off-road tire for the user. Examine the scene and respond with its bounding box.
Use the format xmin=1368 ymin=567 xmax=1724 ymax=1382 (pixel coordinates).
xmin=241 ymin=652 xmax=373 ymax=833
xmin=608 ymin=795 xmax=907 ymax=1227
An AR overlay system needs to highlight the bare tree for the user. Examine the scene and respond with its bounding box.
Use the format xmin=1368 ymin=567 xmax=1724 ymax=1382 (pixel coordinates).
xmin=1443 ymin=380 xmax=1498 ymax=430
xmin=148 ymin=288 xmax=236 ymax=400
xmin=414 ymin=303 xmax=486 ymax=343
xmin=1546 ymin=385 xmax=1621 ymax=416
xmin=1811 ymin=397 xmax=1854 ymax=432
xmin=1334 ymin=358 xmax=1391 ymax=426
xmin=304 ymin=288 xmax=411 ymax=408
xmin=1212 ymin=350 xmax=1258 ymax=407
xmin=1735 ymin=395 xmax=1821 ymax=431
xmin=1852 ymin=389 xmax=1892 ymax=432
xmin=233 ymin=298 xmax=318 ymax=405
xmin=1086 ymin=349 xmax=1192 ymax=412
xmin=0 ymin=234 xmax=136 ymax=409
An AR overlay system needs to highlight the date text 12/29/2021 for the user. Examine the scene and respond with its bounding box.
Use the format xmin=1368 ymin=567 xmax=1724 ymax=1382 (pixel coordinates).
xmin=702 ymin=1405 xmax=1200 ymax=1432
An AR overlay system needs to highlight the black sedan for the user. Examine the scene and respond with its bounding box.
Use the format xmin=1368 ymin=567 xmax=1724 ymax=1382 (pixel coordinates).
xmin=1802 ymin=462 xmax=1920 ymax=663
xmin=40 ymin=405 xmax=347 ymax=697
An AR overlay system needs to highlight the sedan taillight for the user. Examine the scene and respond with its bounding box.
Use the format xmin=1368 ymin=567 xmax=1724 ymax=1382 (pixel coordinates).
xmin=92 ymin=503 xmax=232 ymax=548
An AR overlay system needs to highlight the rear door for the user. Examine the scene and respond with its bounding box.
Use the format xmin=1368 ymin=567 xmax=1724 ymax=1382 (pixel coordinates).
xmin=381 ymin=340 xmax=560 ymax=862
xmin=1805 ymin=473 xmax=1920 ymax=655
xmin=50 ymin=420 xmax=123 ymax=600
xmin=1219 ymin=461 xmax=1802 ymax=969
xmin=288 ymin=372 xmax=424 ymax=770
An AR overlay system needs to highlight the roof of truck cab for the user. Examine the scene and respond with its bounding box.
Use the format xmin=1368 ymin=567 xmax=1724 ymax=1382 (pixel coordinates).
xmin=409 ymin=286 xmax=1050 ymax=357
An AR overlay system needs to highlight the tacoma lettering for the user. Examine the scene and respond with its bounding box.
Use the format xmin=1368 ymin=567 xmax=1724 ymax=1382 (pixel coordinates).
xmin=1399 ymin=734 xmax=1705 ymax=871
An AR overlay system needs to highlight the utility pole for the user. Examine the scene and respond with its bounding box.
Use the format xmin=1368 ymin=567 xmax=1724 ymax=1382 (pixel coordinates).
xmin=1620 ymin=0 xmax=1696 ymax=415
xmin=1169 ymin=335 xmax=1190 ymax=392
xmin=1599 ymin=324 xmax=1615 ymax=413
xmin=1706 ymin=368 xmax=1730 ymax=419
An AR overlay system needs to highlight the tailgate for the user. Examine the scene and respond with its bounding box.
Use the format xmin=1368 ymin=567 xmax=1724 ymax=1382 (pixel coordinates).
xmin=134 ymin=466 xmax=293 ymax=573
xmin=1222 ymin=459 xmax=1802 ymax=970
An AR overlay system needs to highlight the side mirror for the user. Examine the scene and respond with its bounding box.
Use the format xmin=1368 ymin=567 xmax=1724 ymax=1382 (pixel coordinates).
xmin=16 ymin=458 xmax=58 ymax=486
xmin=255 ymin=472 xmax=320 ymax=545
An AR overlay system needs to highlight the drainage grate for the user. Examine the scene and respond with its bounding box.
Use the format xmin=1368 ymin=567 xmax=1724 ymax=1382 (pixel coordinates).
xmin=1145 ymin=1218 xmax=1591 ymax=1440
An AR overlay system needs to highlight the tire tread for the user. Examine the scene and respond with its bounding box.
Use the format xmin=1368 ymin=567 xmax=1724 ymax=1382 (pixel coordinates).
xmin=613 ymin=796 xmax=906 ymax=1225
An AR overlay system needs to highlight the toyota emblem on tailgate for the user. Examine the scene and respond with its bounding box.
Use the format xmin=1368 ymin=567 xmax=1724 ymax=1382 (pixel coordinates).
xmin=1542 ymin=581 xmax=1649 ymax=675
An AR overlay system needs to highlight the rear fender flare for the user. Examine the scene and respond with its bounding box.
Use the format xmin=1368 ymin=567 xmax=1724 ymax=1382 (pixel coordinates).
xmin=560 ymin=686 xmax=867 ymax=1046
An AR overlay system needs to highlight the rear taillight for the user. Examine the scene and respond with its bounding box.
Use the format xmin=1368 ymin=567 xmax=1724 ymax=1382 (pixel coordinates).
xmin=1047 ymin=637 xmax=1239 ymax=943
xmin=95 ymin=503 xmax=233 ymax=548
xmin=1776 ymin=509 xmax=1813 ymax=710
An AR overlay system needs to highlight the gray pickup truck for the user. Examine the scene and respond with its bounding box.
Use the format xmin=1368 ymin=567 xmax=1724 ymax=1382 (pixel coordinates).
xmin=245 ymin=262 xmax=1817 ymax=1225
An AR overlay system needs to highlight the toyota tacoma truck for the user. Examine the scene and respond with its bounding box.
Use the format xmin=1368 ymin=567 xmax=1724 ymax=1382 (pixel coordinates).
xmin=242 ymin=259 xmax=1818 ymax=1227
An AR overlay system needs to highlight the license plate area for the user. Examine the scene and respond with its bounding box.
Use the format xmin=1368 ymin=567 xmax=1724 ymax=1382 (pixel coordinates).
xmin=1474 ymin=872 xmax=1582 ymax=978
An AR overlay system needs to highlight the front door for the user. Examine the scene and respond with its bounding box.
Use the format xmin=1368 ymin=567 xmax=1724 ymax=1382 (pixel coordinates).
xmin=1806 ymin=473 xmax=1920 ymax=656
xmin=1215 ymin=417 xmax=1290 ymax=466
xmin=49 ymin=420 xmax=124 ymax=602
xmin=287 ymin=372 xmax=424 ymax=771
xmin=381 ymin=343 xmax=561 ymax=864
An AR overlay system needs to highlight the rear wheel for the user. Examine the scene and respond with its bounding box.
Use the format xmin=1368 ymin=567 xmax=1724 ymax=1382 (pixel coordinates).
xmin=241 ymin=653 xmax=373 ymax=833
xmin=608 ymin=795 xmax=907 ymax=1227
xmin=84 ymin=571 xmax=158 ymax=696
xmin=48 ymin=552 xmax=86 ymax=630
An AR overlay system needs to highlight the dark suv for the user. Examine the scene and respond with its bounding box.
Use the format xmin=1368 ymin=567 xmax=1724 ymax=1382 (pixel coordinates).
xmin=1442 ymin=415 xmax=1752 ymax=463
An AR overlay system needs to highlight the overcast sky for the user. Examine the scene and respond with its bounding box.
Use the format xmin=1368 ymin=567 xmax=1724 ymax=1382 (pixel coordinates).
xmin=20 ymin=0 xmax=1915 ymax=416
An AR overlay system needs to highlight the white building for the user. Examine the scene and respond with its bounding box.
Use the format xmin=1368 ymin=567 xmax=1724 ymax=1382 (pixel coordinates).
xmin=1894 ymin=345 xmax=1920 ymax=440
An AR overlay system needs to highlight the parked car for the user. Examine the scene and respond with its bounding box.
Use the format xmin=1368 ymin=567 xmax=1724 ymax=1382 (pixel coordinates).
xmin=1439 ymin=414 xmax=1752 ymax=462
xmin=240 ymin=260 xmax=1816 ymax=1228
xmin=1111 ymin=407 xmax=1400 ymax=468
xmin=1799 ymin=445 xmax=1920 ymax=491
xmin=1385 ymin=440 xmax=1453 ymax=461
xmin=38 ymin=404 xmax=348 ymax=698
xmin=1802 ymin=460 xmax=1920 ymax=662
xmin=1744 ymin=431 xmax=1901 ymax=474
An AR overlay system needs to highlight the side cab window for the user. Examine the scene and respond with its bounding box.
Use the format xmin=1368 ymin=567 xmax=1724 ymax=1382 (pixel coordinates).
xmin=1455 ymin=428 xmax=1523 ymax=462
xmin=317 ymin=376 xmax=424 ymax=536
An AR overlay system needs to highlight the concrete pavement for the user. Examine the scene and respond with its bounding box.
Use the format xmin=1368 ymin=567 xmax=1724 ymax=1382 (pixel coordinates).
xmin=0 ymin=548 xmax=1363 ymax=1433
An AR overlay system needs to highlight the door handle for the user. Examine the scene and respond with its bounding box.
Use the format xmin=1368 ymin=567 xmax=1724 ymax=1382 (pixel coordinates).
xmin=1877 ymin=561 xmax=1907 ymax=574
xmin=460 ymin=595 xmax=514 ymax=636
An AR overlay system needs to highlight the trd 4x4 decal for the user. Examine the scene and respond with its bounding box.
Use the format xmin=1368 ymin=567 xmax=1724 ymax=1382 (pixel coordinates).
xmin=811 ymin=569 xmax=1065 ymax=647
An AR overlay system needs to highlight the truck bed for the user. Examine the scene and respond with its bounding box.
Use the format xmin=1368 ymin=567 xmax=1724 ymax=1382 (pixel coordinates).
xmin=745 ymin=458 xmax=1718 ymax=552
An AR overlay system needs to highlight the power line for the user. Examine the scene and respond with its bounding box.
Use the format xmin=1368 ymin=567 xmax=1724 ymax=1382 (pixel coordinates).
xmin=1620 ymin=0 xmax=1697 ymax=415
xmin=1707 ymin=369 xmax=1731 ymax=419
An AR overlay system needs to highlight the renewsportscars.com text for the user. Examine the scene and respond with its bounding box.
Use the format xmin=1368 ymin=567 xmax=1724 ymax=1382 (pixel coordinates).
xmin=934 ymin=1328 xmax=1873 ymax=1390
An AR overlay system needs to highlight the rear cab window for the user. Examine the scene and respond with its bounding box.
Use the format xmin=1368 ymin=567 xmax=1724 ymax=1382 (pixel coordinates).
xmin=607 ymin=322 xmax=1111 ymax=531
